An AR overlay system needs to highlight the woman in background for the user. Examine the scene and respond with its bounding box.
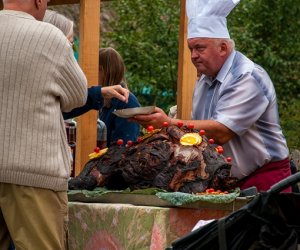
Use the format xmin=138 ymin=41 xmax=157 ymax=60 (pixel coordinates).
xmin=98 ymin=47 xmax=141 ymax=146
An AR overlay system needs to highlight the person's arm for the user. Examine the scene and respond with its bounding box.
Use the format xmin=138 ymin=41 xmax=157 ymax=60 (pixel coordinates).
xmin=131 ymin=107 xmax=234 ymax=145
xmin=63 ymin=86 xmax=103 ymax=120
xmin=56 ymin=42 xmax=87 ymax=112
xmin=63 ymin=85 xmax=130 ymax=120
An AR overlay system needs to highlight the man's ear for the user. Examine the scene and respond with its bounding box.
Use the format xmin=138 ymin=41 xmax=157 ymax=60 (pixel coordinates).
xmin=219 ymin=41 xmax=228 ymax=57
xmin=35 ymin=0 xmax=42 ymax=9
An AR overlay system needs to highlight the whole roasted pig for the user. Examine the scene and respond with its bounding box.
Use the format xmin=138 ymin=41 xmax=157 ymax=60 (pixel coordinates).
xmin=68 ymin=125 xmax=237 ymax=193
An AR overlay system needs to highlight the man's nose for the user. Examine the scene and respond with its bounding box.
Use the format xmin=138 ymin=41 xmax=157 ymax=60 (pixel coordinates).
xmin=191 ymin=49 xmax=199 ymax=59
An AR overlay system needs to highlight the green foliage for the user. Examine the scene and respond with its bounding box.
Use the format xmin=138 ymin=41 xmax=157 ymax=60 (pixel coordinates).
xmin=229 ymin=0 xmax=300 ymax=100
xmin=280 ymin=100 xmax=300 ymax=151
xmin=101 ymin=0 xmax=180 ymax=111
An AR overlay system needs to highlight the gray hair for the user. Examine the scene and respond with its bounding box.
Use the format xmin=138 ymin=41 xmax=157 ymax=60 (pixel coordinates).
xmin=43 ymin=10 xmax=73 ymax=38
xmin=213 ymin=38 xmax=235 ymax=52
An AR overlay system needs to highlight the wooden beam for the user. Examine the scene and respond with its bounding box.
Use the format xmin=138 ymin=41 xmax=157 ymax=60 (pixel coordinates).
xmin=1 ymin=0 xmax=112 ymax=8
xmin=49 ymin=0 xmax=110 ymax=5
xmin=0 ymin=0 xmax=79 ymax=8
xmin=75 ymin=0 xmax=100 ymax=175
xmin=49 ymin=0 xmax=80 ymax=5
xmin=177 ymin=0 xmax=197 ymax=120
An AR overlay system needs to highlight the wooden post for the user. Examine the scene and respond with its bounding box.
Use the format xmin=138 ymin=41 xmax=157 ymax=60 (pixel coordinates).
xmin=75 ymin=0 xmax=100 ymax=175
xmin=177 ymin=0 xmax=197 ymax=120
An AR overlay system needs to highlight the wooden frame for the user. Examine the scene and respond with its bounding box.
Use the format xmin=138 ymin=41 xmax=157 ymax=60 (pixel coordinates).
xmin=177 ymin=0 xmax=197 ymax=119
xmin=75 ymin=0 xmax=100 ymax=174
xmin=0 ymin=0 xmax=196 ymax=174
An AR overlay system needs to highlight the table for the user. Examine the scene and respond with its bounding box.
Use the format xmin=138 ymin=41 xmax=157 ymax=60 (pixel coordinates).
xmin=68 ymin=195 xmax=250 ymax=250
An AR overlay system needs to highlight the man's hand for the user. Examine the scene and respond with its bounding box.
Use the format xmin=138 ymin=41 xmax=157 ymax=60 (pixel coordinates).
xmin=101 ymin=85 xmax=129 ymax=103
xmin=130 ymin=107 xmax=170 ymax=129
xmin=131 ymin=106 xmax=236 ymax=145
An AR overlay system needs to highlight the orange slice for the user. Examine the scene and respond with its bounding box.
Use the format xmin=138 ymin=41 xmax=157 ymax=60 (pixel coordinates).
xmin=180 ymin=133 xmax=202 ymax=146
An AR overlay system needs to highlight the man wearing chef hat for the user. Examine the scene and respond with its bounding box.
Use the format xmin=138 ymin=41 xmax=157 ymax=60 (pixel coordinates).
xmin=133 ymin=0 xmax=291 ymax=192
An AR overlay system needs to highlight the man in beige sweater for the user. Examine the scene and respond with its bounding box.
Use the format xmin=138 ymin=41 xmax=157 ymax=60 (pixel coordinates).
xmin=0 ymin=0 xmax=87 ymax=249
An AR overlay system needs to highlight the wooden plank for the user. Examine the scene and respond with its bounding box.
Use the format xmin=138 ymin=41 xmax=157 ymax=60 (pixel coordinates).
xmin=0 ymin=1 xmax=78 ymax=9
xmin=75 ymin=0 xmax=101 ymax=175
xmin=49 ymin=0 xmax=80 ymax=5
xmin=49 ymin=0 xmax=110 ymax=5
xmin=176 ymin=0 xmax=197 ymax=120
xmin=0 ymin=0 xmax=112 ymax=8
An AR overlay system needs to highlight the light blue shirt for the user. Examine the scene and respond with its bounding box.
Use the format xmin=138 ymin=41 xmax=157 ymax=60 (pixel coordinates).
xmin=192 ymin=50 xmax=289 ymax=179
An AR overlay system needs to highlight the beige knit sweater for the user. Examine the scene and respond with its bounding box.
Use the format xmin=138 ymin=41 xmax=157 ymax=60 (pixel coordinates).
xmin=0 ymin=10 xmax=87 ymax=191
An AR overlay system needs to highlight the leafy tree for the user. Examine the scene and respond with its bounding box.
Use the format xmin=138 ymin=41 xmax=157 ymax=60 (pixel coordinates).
xmin=229 ymin=0 xmax=300 ymax=100
xmin=101 ymin=0 xmax=180 ymax=111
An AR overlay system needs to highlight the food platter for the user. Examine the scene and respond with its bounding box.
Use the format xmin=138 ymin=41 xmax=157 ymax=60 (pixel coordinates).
xmin=112 ymin=106 xmax=155 ymax=118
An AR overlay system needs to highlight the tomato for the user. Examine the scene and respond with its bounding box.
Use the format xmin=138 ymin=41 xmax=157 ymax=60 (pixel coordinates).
xmin=94 ymin=147 xmax=100 ymax=153
xmin=162 ymin=121 xmax=169 ymax=127
xmin=117 ymin=139 xmax=123 ymax=146
xmin=206 ymin=188 xmax=215 ymax=193
xmin=147 ymin=125 xmax=154 ymax=133
xmin=199 ymin=129 xmax=205 ymax=136
xmin=177 ymin=121 xmax=183 ymax=127
xmin=127 ymin=140 xmax=133 ymax=146
xmin=208 ymin=138 xmax=214 ymax=144
xmin=188 ymin=124 xmax=194 ymax=129
xmin=217 ymin=148 xmax=224 ymax=154
xmin=216 ymin=145 xmax=223 ymax=154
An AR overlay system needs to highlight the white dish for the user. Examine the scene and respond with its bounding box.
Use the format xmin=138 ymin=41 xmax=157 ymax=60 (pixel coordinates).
xmin=113 ymin=106 xmax=155 ymax=118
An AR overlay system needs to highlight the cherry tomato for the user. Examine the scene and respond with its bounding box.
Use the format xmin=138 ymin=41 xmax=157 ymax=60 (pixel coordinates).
xmin=199 ymin=129 xmax=205 ymax=136
xmin=217 ymin=148 xmax=224 ymax=154
xmin=94 ymin=147 xmax=100 ymax=153
xmin=117 ymin=139 xmax=123 ymax=146
xmin=206 ymin=188 xmax=215 ymax=193
xmin=127 ymin=140 xmax=133 ymax=147
xmin=208 ymin=138 xmax=215 ymax=144
xmin=162 ymin=121 xmax=169 ymax=127
xmin=137 ymin=137 xmax=143 ymax=142
xmin=188 ymin=124 xmax=194 ymax=129
xmin=147 ymin=125 xmax=154 ymax=133
xmin=226 ymin=157 xmax=232 ymax=163
xmin=177 ymin=121 xmax=183 ymax=127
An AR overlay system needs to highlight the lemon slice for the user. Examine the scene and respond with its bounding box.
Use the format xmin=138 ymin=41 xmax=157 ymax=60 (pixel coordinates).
xmin=88 ymin=148 xmax=108 ymax=160
xmin=180 ymin=133 xmax=202 ymax=146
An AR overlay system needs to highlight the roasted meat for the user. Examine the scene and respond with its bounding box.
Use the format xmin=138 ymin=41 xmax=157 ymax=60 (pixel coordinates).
xmin=69 ymin=125 xmax=237 ymax=193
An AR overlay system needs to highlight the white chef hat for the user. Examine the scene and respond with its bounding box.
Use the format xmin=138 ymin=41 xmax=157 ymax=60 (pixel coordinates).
xmin=186 ymin=0 xmax=240 ymax=39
